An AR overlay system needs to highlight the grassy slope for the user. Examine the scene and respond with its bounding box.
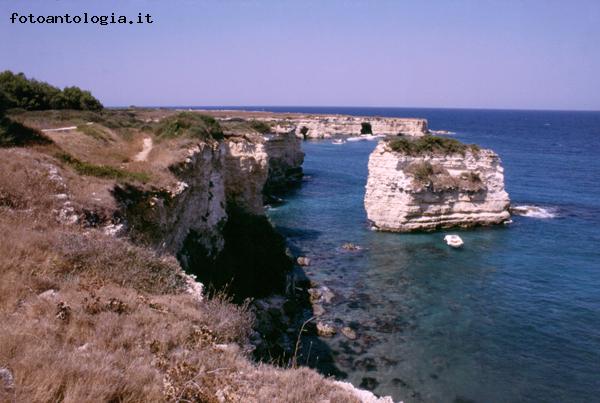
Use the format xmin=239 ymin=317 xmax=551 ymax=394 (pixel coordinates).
xmin=0 ymin=111 xmax=362 ymax=402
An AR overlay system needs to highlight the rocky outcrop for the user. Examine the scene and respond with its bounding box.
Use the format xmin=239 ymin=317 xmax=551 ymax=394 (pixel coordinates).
xmin=113 ymin=142 xmax=227 ymax=256
xmin=114 ymin=129 xmax=303 ymax=301
xmin=223 ymin=131 xmax=304 ymax=213
xmin=365 ymin=141 xmax=510 ymax=231
xmin=263 ymin=131 xmax=304 ymax=192
xmin=115 ymin=130 xmax=303 ymax=251
xmin=286 ymin=115 xmax=428 ymax=139
xmin=229 ymin=115 xmax=429 ymax=139
xmin=223 ymin=136 xmax=270 ymax=215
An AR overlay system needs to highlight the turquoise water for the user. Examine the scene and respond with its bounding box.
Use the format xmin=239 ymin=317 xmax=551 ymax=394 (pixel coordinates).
xmin=261 ymin=108 xmax=600 ymax=402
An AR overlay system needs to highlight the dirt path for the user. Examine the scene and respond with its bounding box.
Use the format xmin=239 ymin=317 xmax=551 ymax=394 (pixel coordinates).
xmin=42 ymin=122 xmax=93 ymax=132
xmin=134 ymin=137 xmax=153 ymax=162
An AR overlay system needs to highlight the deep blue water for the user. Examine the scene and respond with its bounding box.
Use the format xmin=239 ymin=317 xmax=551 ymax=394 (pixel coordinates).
xmin=214 ymin=107 xmax=600 ymax=402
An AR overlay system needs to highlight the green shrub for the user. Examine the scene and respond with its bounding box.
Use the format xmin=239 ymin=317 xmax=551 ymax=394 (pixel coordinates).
xmin=57 ymin=152 xmax=149 ymax=182
xmin=361 ymin=122 xmax=373 ymax=135
xmin=387 ymin=135 xmax=480 ymax=156
xmin=0 ymin=90 xmax=8 ymax=115
xmin=0 ymin=70 xmax=103 ymax=111
xmin=409 ymin=161 xmax=434 ymax=183
xmin=155 ymin=112 xmax=223 ymax=141
xmin=248 ymin=120 xmax=272 ymax=134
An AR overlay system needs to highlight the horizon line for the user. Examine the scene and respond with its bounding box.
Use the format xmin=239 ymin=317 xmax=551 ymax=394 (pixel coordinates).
xmin=107 ymin=104 xmax=600 ymax=113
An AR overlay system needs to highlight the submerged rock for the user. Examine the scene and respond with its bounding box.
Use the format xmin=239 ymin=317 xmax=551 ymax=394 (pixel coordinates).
xmin=316 ymin=321 xmax=336 ymax=337
xmin=359 ymin=377 xmax=379 ymax=391
xmin=308 ymin=285 xmax=335 ymax=304
xmin=341 ymin=326 xmax=357 ymax=340
xmin=341 ymin=242 xmax=362 ymax=251
xmin=312 ymin=303 xmax=325 ymax=317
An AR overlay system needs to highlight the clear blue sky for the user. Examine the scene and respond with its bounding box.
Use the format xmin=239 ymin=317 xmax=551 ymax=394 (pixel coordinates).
xmin=1 ymin=0 xmax=599 ymax=110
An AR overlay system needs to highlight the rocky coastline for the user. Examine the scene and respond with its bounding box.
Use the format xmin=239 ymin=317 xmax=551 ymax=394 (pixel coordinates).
xmin=200 ymin=109 xmax=430 ymax=139
xmin=0 ymin=104 xmax=393 ymax=402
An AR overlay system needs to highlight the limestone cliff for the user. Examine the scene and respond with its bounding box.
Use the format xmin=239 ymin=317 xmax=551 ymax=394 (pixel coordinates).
xmin=364 ymin=139 xmax=510 ymax=232
xmin=223 ymin=130 xmax=304 ymax=214
xmin=264 ymin=129 xmax=305 ymax=191
xmin=215 ymin=112 xmax=429 ymax=139
xmin=286 ymin=115 xmax=429 ymax=139
xmin=113 ymin=142 xmax=227 ymax=256
xmin=114 ymin=128 xmax=303 ymax=299
xmin=223 ymin=136 xmax=269 ymax=215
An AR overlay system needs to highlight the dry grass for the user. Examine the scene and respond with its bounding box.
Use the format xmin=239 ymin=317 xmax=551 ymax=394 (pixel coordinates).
xmin=0 ymin=209 xmax=360 ymax=402
xmin=0 ymin=121 xmax=364 ymax=402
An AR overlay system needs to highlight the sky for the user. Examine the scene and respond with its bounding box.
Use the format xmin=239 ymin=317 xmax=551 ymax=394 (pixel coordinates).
xmin=1 ymin=0 xmax=599 ymax=110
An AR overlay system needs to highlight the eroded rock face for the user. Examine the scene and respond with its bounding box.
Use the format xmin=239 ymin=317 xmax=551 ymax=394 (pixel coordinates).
xmin=114 ymin=131 xmax=302 ymax=300
xmin=115 ymin=131 xmax=303 ymax=255
xmin=289 ymin=116 xmax=428 ymax=139
xmin=223 ymin=131 xmax=304 ymax=213
xmin=364 ymin=142 xmax=510 ymax=231
xmin=114 ymin=142 xmax=227 ymax=256
xmin=263 ymin=130 xmax=304 ymax=192
xmin=223 ymin=136 xmax=270 ymax=215
xmin=260 ymin=115 xmax=429 ymax=139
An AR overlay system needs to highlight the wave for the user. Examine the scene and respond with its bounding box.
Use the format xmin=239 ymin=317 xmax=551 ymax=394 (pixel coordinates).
xmin=511 ymin=205 xmax=558 ymax=219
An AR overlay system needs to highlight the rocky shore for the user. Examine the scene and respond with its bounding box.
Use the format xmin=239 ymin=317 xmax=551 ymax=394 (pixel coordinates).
xmin=0 ymin=105 xmax=393 ymax=402
xmin=365 ymin=136 xmax=511 ymax=232
xmin=199 ymin=109 xmax=429 ymax=139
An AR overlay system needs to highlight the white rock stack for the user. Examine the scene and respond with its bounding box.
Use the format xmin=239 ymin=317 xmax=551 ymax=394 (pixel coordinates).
xmin=364 ymin=140 xmax=510 ymax=232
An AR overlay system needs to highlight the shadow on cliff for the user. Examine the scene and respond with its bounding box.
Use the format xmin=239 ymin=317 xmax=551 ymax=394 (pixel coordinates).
xmin=179 ymin=205 xmax=291 ymax=301
xmin=179 ymin=205 xmax=346 ymax=379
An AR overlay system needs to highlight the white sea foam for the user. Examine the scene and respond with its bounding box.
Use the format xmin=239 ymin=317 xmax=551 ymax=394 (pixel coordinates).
xmin=511 ymin=205 xmax=557 ymax=219
xmin=430 ymin=129 xmax=457 ymax=135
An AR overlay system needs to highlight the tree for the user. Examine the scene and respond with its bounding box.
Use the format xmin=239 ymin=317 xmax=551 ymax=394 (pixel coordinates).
xmin=0 ymin=70 xmax=103 ymax=111
xmin=0 ymin=90 xmax=8 ymax=115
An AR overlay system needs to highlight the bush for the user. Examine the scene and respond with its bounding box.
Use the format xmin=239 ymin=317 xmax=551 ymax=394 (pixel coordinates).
xmin=248 ymin=120 xmax=272 ymax=134
xmin=0 ymin=70 xmax=103 ymax=111
xmin=360 ymin=122 xmax=372 ymax=135
xmin=56 ymin=152 xmax=149 ymax=182
xmin=155 ymin=112 xmax=224 ymax=141
xmin=409 ymin=161 xmax=435 ymax=183
xmin=0 ymin=90 xmax=8 ymax=115
xmin=387 ymin=135 xmax=480 ymax=156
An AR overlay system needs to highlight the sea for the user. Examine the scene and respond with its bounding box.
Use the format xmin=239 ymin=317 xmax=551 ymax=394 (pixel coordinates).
xmin=196 ymin=106 xmax=600 ymax=403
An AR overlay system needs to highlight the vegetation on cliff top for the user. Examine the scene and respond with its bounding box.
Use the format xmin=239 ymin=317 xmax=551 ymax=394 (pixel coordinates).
xmin=387 ymin=135 xmax=480 ymax=156
xmin=0 ymin=145 xmax=361 ymax=403
xmin=155 ymin=112 xmax=224 ymax=141
xmin=56 ymin=152 xmax=149 ymax=182
xmin=407 ymin=160 xmax=485 ymax=192
xmin=0 ymin=70 xmax=103 ymax=111
xmin=247 ymin=119 xmax=272 ymax=134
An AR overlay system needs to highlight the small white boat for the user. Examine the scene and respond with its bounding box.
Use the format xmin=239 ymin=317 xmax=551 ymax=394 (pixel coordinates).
xmin=332 ymin=139 xmax=345 ymax=145
xmin=444 ymin=234 xmax=464 ymax=248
